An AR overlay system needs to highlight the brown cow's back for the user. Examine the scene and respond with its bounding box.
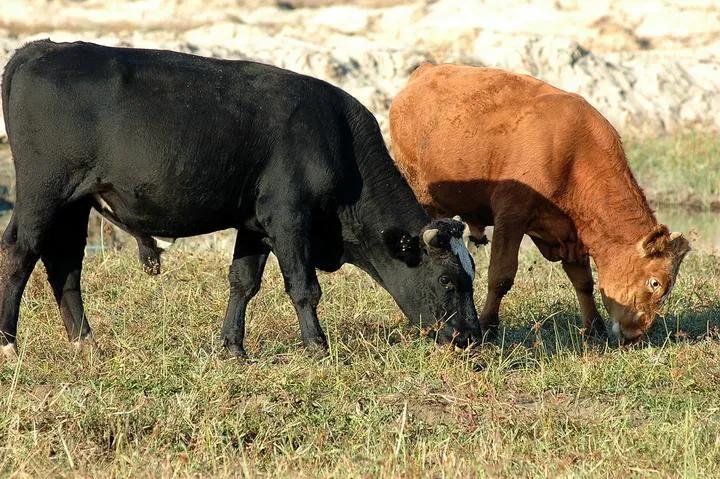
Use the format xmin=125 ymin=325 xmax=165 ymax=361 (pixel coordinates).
xmin=390 ymin=64 xmax=631 ymax=238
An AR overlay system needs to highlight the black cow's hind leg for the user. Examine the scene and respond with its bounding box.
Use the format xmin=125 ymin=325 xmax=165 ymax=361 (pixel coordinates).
xmin=261 ymin=208 xmax=327 ymax=352
xmin=0 ymin=214 xmax=39 ymax=358
xmin=221 ymin=235 xmax=269 ymax=358
xmin=40 ymin=201 xmax=93 ymax=347
xmin=136 ymin=235 xmax=162 ymax=275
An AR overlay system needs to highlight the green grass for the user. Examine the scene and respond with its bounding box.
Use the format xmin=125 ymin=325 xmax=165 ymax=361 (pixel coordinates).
xmin=1 ymin=245 xmax=719 ymax=478
xmin=626 ymin=132 xmax=720 ymax=210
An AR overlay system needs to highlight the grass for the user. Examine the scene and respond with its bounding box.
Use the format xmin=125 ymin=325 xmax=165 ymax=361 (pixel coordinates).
xmin=1 ymin=244 xmax=719 ymax=478
xmin=626 ymin=131 xmax=720 ymax=210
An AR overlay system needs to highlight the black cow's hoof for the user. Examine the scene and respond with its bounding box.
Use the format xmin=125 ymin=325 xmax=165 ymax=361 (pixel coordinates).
xmin=1 ymin=343 xmax=18 ymax=361
xmin=303 ymin=337 xmax=329 ymax=358
xmin=142 ymin=258 xmax=161 ymax=276
xmin=143 ymin=264 xmax=161 ymax=276
xmin=223 ymin=343 xmax=249 ymax=360
xmin=479 ymin=326 xmax=499 ymax=343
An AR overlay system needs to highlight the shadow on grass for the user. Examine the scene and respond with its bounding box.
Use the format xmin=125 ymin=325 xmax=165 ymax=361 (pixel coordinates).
xmin=648 ymin=305 xmax=720 ymax=345
xmin=488 ymin=303 xmax=720 ymax=361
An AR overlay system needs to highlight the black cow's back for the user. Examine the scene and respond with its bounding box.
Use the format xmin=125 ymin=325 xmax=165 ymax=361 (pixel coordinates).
xmin=5 ymin=41 xmax=362 ymax=237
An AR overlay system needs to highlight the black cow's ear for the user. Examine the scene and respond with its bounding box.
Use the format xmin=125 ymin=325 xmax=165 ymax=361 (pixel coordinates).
xmin=382 ymin=229 xmax=421 ymax=267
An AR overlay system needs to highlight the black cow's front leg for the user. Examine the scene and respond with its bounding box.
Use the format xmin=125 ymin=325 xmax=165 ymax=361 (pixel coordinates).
xmin=136 ymin=235 xmax=162 ymax=276
xmin=221 ymin=236 xmax=269 ymax=359
xmin=262 ymin=209 xmax=327 ymax=352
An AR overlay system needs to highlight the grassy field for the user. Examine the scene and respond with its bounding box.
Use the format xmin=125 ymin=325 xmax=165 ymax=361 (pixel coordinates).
xmin=626 ymin=132 xmax=720 ymax=211
xmin=1 ymin=243 xmax=719 ymax=477
xmin=0 ymin=133 xmax=717 ymax=477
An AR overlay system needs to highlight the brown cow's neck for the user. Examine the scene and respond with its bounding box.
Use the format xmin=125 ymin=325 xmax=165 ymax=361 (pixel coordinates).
xmin=564 ymin=146 xmax=657 ymax=262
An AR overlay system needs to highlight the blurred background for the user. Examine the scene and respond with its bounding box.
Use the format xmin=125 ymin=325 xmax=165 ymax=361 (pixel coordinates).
xmin=0 ymin=0 xmax=718 ymax=252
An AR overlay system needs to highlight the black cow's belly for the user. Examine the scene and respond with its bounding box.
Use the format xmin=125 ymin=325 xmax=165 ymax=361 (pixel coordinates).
xmin=93 ymin=182 xmax=248 ymax=238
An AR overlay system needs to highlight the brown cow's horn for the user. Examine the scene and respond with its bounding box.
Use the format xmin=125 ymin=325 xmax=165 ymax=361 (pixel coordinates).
xmin=423 ymin=229 xmax=439 ymax=247
xmin=669 ymin=231 xmax=691 ymax=257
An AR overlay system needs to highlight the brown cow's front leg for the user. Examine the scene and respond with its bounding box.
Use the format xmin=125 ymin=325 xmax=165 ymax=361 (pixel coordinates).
xmin=479 ymin=221 xmax=524 ymax=339
xmin=561 ymin=259 xmax=606 ymax=338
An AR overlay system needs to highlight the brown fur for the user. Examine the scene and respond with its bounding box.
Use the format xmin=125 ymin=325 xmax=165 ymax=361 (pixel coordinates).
xmin=390 ymin=64 xmax=690 ymax=341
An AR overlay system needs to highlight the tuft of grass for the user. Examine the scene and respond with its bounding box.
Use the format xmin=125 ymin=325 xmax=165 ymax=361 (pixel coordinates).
xmin=626 ymin=132 xmax=720 ymax=210
xmin=1 ymin=245 xmax=719 ymax=477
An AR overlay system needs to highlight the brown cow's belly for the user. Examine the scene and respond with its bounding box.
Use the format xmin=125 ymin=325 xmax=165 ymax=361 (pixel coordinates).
xmin=430 ymin=187 xmax=583 ymax=262
xmin=526 ymin=210 xmax=585 ymax=262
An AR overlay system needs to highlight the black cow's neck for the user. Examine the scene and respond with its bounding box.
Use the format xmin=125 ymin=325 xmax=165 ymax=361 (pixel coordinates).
xmin=341 ymin=142 xmax=429 ymax=286
xmin=343 ymin=103 xmax=428 ymax=237
xmin=357 ymin=162 xmax=428 ymax=235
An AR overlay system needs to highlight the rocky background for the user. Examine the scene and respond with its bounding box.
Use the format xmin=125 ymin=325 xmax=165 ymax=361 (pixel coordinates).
xmin=0 ymin=0 xmax=718 ymax=252
xmin=1 ymin=0 xmax=719 ymax=142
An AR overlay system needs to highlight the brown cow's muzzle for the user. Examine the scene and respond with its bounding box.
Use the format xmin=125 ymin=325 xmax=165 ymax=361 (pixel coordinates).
xmin=603 ymin=294 xmax=655 ymax=343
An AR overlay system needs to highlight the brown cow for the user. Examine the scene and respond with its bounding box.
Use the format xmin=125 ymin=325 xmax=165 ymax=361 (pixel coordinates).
xmin=389 ymin=64 xmax=690 ymax=342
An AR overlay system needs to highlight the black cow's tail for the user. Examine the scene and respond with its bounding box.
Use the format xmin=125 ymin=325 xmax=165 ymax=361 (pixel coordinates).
xmin=2 ymin=39 xmax=57 ymax=143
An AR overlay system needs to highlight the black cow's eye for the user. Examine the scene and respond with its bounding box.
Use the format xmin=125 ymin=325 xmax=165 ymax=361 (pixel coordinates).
xmin=438 ymin=275 xmax=451 ymax=287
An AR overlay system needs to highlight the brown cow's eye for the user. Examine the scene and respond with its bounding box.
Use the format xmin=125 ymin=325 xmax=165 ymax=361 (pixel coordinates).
xmin=439 ymin=275 xmax=451 ymax=287
xmin=647 ymin=278 xmax=661 ymax=292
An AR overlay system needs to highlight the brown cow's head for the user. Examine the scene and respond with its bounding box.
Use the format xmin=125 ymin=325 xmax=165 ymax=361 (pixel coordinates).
xmin=597 ymin=225 xmax=690 ymax=343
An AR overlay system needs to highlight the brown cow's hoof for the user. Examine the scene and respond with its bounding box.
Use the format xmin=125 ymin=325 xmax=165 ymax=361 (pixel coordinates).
xmin=583 ymin=320 xmax=609 ymax=341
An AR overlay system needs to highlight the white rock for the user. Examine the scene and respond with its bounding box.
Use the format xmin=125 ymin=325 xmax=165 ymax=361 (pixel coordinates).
xmin=0 ymin=0 xmax=719 ymax=143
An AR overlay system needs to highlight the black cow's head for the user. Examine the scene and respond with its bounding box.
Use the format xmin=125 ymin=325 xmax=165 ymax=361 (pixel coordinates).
xmin=379 ymin=217 xmax=480 ymax=347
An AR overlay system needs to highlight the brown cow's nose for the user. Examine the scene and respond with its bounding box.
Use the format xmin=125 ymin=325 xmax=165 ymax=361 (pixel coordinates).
xmin=613 ymin=321 xmax=644 ymax=344
xmin=622 ymin=328 xmax=644 ymax=344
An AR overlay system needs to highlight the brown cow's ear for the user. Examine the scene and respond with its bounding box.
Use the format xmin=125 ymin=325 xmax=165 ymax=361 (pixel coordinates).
xmin=638 ymin=224 xmax=670 ymax=257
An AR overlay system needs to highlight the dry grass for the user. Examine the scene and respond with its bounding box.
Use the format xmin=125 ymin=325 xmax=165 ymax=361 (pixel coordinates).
xmin=1 ymin=244 xmax=719 ymax=477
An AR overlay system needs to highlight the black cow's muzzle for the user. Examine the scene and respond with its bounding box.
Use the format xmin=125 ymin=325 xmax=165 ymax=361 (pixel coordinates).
xmin=433 ymin=321 xmax=481 ymax=348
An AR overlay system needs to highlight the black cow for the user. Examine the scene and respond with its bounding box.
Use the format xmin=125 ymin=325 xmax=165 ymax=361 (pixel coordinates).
xmin=0 ymin=40 xmax=480 ymax=359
